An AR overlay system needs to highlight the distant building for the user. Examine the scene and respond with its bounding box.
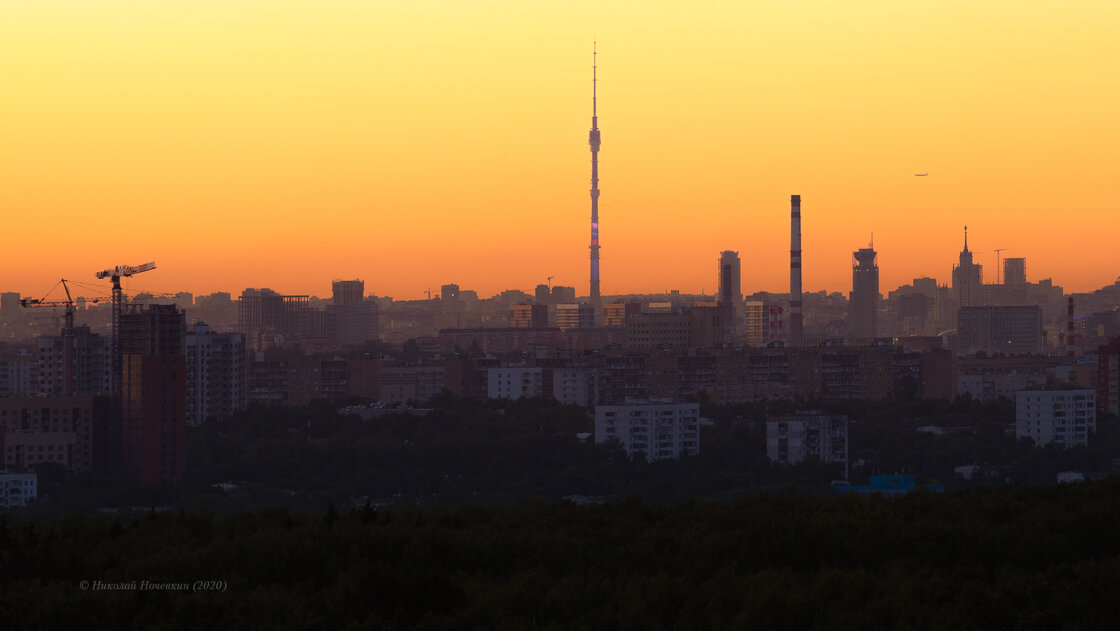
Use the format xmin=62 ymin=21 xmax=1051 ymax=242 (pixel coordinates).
xmin=238 ymin=289 xmax=312 ymax=351
xmin=1016 ymin=389 xmax=1095 ymax=448
xmin=556 ymin=303 xmax=594 ymax=330
xmin=1004 ymin=258 xmax=1026 ymax=285
xmin=119 ymin=304 xmax=187 ymax=484
xmin=0 ymin=471 xmax=37 ymax=511
xmin=767 ymin=305 xmax=785 ymax=345
xmin=766 ymin=411 xmax=848 ymax=474
xmin=952 ymin=228 xmax=984 ymax=308
xmin=487 ymin=366 xmax=544 ymax=400
xmin=184 ymin=323 xmax=246 ymax=426
xmin=551 ymin=286 xmax=577 ymax=304
xmin=509 ymin=304 xmax=548 ymax=328
xmin=440 ymin=284 xmax=460 ymax=301
xmin=0 ymin=293 xmax=20 ymax=315
xmin=744 ymin=301 xmax=765 ymax=347
xmin=849 ymin=246 xmax=879 ymax=338
xmin=332 ymin=279 xmax=365 ymax=305
xmin=535 ymin=284 xmax=551 ymax=304
xmin=594 ymin=401 xmax=700 ymax=462
xmin=1099 ymin=338 xmax=1120 ymax=415
xmin=603 ymin=302 xmax=640 ymax=328
xmin=0 ymin=396 xmax=101 ymax=472
xmin=718 ymin=251 xmax=741 ymax=342
xmin=957 ymin=306 xmax=1042 ymax=355
xmin=36 ymin=325 xmax=111 ymax=396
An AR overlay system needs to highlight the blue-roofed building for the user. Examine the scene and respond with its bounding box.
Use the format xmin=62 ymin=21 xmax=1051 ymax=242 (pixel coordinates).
xmin=834 ymin=475 xmax=944 ymax=496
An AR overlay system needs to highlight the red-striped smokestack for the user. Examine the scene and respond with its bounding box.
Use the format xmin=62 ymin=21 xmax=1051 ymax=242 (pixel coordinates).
xmin=790 ymin=195 xmax=802 ymax=346
xmin=1067 ymin=296 xmax=1075 ymax=359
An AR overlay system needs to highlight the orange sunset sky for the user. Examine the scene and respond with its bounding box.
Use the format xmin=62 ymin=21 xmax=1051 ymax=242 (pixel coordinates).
xmin=2 ymin=1 xmax=1117 ymax=301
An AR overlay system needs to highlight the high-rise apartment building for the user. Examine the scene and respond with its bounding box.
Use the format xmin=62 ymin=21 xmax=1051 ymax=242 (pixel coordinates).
xmin=1016 ymin=389 xmax=1095 ymax=448
xmin=744 ymin=301 xmax=765 ymax=347
xmin=849 ymin=246 xmax=879 ymax=338
xmin=185 ymin=323 xmax=246 ymax=426
xmin=1004 ymin=258 xmax=1026 ymax=285
xmin=119 ymin=304 xmax=186 ymax=484
xmin=718 ymin=251 xmax=741 ymax=343
xmin=509 ymin=304 xmax=548 ymax=328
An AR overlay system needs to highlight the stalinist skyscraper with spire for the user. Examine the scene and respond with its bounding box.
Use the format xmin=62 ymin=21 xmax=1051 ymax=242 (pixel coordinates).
xmin=952 ymin=226 xmax=983 ymax=307
xmin=587 ymin=44 xmax=602 ymax=319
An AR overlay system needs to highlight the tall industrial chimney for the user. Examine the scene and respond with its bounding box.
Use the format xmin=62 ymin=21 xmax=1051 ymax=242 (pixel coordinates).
xmin=789 ymin=195 xmax=802 ymax=346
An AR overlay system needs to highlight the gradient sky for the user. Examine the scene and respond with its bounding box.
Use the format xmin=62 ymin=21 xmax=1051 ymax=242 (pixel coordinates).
xmin=2 ymin=1 xmax=1117 ymax=301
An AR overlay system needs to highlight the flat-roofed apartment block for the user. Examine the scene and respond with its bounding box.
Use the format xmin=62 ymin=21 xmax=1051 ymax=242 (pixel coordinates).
xmin=594 ymin=401 xmax=699 ymax=461
xmin=487 ymin=366 xmax=543 ymax=400
xmin=766 ymin=411 xmax=848 ymax=470
xmin=0 ymin=396 xmax=99 ymax=472
xmin=1016 ymin=389 xmax=1096 ymax=448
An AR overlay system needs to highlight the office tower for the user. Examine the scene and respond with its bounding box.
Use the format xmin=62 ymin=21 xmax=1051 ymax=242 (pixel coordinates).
xmin=849 ymin=245 xmax=879 ymax=338
xmin=789 ymin=195 xmax=803 ymax=346
xmin=952 ymin=226 xmax=983 ymax=307
xmin=588 ymin=44 xmax=602 ymax=317
xmin=185 ymin=323 xmax=246 ymax=426
xmin=119 ymin=304 xmax=186 ymax=484
xmin=718 ymin=251 xmax=741 ymax=343
xmin=1004 ymin=258 xmax=1026 ymax=285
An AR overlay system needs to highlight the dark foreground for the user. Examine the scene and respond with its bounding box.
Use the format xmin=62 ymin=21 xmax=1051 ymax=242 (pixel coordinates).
xmin=4 ymin=480 xmax=1120 ymax=630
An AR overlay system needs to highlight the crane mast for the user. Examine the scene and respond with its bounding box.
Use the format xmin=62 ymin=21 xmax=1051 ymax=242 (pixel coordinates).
xmin=95 ymin=261 xmax=156 ymax=396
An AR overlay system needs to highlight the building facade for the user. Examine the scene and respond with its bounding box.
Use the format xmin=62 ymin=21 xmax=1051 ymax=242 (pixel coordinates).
xmin=594 ymin=401 xmax=700 ymax=462
xmin=1016 ymin=389 xmax=1096 ymax=448
xmin=849 ymin=247 xmax=879 ymax=338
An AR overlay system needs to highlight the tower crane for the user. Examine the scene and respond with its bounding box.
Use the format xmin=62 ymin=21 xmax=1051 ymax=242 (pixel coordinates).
xmin=95 ymin=261 xmax=156 ymax=396
xmin=20 ymin=279 xmax=104 ymax=396
xmin=994 ymin=249 xmax=1007 ymax=284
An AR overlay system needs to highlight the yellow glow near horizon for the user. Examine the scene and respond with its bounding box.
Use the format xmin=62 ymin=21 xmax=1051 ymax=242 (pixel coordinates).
xmin=1 ymin=1 xmax=1117 ymax=300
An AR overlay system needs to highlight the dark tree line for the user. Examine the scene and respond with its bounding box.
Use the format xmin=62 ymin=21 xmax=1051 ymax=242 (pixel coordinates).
xmin=5 ymin=481 xmax=1120 ymax=629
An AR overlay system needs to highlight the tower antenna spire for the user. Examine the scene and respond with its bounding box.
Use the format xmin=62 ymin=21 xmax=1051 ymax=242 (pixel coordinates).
xmin=588 ymin=42 xmax=602 ymax=318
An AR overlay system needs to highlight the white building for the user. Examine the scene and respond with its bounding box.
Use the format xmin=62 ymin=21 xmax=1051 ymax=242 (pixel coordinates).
xmin=595 ymin=402 xmax=700 ymax=462
xmin=1015 ymin=389 xmax=1096 ymax=448
xmin=766 ymin=411 xmax=849 ymax=475
xmin=185 ymin=324 xmax=247 ymax=426
xmin=487 ymin=366 xmax=543 ymax=400
xmin=0 ymin=471 xmax=37 ymax=511
xmin=552 ymin=367 xmax=597 ymax=407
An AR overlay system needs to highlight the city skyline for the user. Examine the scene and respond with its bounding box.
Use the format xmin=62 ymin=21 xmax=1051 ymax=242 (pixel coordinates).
xmin=3 ymin=1 xmax=1118 ymax=299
